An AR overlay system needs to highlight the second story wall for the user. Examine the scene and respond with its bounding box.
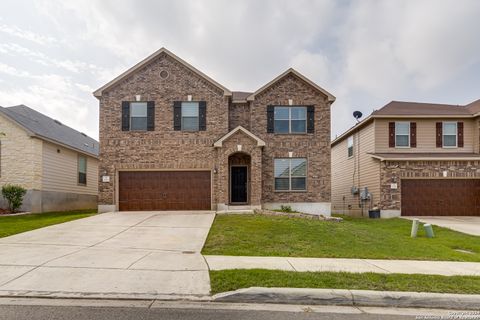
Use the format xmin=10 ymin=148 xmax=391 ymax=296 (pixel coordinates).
xmin=375 ymin=118 xmax=477 ymax=153
xmin=250 ymin=73 xmax=332 ymax=203
xmin=229 ymin=103 xmax=251 ymax=130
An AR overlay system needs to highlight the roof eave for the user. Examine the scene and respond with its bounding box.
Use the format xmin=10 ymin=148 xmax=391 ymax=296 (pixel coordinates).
xmin=30 ymin=135 xmax=99 ymax=158
xmin=372 ymin=114 xmax=473 ymax=118
xmin=368 ymin=154 xmax=480 ymax=162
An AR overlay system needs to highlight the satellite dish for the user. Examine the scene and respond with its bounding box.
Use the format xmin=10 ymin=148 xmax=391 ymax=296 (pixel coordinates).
xmin=353 ymin=111 xmax=363 ymax=122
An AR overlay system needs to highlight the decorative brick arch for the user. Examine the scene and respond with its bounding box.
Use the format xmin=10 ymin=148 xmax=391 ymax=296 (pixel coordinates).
xmin=214 ymin=130 xmax=263 ymax=209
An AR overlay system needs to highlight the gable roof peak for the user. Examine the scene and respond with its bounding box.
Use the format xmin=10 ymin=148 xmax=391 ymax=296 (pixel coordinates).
xmin=93 ymin=47 xmax=232 ymax=98
xmin=246 ymin=68 xmax=335 ymax=102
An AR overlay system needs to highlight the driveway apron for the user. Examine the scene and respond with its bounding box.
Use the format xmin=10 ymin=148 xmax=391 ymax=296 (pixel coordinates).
xmin=0 ymin=211 xmax=215 ymax=299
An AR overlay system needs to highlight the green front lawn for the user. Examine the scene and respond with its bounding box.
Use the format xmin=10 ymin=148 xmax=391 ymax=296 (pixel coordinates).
xmin=0 ymin=210 xmax=97 ymax=238
xmin=210 ymin=269 xmax=480 ymax=295
xmin=202 ymin=214 xmax=480 ymax=261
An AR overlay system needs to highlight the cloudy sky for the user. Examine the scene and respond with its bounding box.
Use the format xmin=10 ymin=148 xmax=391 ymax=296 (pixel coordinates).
xmin=0 ymin=0 xmax=479 ymax=140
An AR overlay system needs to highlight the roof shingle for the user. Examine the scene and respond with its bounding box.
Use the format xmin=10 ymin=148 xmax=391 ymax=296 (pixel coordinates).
xmin=0 ymin=105 xmax=99 ymax=157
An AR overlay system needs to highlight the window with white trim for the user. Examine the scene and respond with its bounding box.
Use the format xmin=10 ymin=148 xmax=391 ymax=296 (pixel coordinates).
xmin=443 ymin=122 xmax=457 ymax=147
xmin=274 ymin=158 xmax=307 ymax=191
xmin=395 ymin=122 xmax=410 ymax=147
xmin=274 ymin=106 xmax=307 ymax=134
xmin=347 ymin=136 xmax=354 ymax=157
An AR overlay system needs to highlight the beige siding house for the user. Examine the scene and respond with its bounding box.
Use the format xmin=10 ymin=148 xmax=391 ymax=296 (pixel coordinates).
xmin=332 ymin=100 xmax=480 ymax=218
xmin=0 ymin=105 xmax=99 ymax=212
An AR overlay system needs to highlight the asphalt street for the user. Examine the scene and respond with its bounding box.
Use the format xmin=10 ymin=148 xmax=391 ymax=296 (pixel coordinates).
xmin=0 ymin=299 xmax=468 ymax=320
xmin=0 ymin=305 xmax=419 ymax=320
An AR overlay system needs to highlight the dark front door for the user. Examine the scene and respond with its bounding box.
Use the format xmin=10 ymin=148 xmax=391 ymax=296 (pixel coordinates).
xmin=231 ymin=166 xmax=248 ymax=203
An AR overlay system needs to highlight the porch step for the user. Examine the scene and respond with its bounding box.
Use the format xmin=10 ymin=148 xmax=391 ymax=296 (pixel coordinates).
xmin=216 ymin=205 xmax=257 ymax=214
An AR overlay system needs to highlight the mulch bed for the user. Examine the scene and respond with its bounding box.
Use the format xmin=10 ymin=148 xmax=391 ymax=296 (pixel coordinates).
xmin=0 ymin=208 xmax=12 ymax=215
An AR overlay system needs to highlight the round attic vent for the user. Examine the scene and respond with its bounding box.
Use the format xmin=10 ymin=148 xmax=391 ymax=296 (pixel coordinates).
xmin=160 ymin=70 xmax=169 ymax=79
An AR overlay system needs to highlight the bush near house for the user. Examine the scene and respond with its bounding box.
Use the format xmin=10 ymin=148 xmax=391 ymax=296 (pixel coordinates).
xmin=1 ymin=184 xmax=27 ymax=213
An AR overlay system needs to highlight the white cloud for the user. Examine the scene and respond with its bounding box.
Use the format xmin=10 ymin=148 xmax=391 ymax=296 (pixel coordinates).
xmin=0 ymin=24 xmax=58 ymax=45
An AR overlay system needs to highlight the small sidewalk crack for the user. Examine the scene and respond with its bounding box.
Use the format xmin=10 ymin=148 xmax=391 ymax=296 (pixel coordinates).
xmin=127 ymin=252 xmax=153 ymax=269
xmin=286 ymin=259 xmax=297 ymax=271
xmin=362 ymin=260 xmax=391 ymax=273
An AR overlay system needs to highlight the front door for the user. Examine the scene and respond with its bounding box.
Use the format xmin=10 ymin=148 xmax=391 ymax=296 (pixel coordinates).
xmin=231 ymin=166 xmax=248 ymax=203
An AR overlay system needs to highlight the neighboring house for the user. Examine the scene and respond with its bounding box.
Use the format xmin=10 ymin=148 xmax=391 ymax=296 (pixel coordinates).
xmin=0 ymin=105 xmax=99 ymax=212
xmin=95 ymin=48 xmax=335 ymax=214
xmin=331 ymin=100 xmax=480 ymax=217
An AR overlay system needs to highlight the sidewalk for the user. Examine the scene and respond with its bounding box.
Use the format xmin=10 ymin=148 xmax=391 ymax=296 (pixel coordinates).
xmin=204 ymin=255 xmax=480 ymax=276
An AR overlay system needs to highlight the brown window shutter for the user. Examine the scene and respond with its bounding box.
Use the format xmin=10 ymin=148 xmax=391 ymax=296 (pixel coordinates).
xmin=410 ymin=122 xmax=416 ymax=148
xmin=307 ymin=105 xmax=315 ymax=133
xmin=388 ymin=122 xmax=395 ymax=147
xmin=267 ymin=105 xmax=274 ymax=133
xmin=436 ymin=122 xmax=443 ymax=147
xmin=147 ymin=101 xmax=155 ymax=131
xmin=121 ymin=101 xmax=130 ymax=131
xmin=173 ymin=101 xmax=181 ymax=131
xmin=457 ymin=122 xmax=464 ymax=147
xmin=199 ymin=101 xmax=207 ymax=131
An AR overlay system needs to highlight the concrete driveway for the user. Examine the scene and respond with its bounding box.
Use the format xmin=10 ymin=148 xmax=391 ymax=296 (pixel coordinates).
xmin=0 ymin=211 xmax=215 ymax=299
xmin=403 ymin=216 xmax=480 ymax=236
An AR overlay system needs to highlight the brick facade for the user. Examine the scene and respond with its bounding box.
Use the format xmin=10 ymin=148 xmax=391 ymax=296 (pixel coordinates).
xmin=250 ymin=74 xmax=332 ymax=204
xmin=97 ymin=50 xmax=333 ymax=214
xmin=380 ymin=160 xmax=480 ymax=210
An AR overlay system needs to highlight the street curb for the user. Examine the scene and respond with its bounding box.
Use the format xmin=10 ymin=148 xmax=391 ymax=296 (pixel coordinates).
xmin=212 ymin=287 xmax=480 ymax=310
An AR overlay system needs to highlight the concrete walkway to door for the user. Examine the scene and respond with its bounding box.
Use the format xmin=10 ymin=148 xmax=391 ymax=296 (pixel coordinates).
xmin=0 ymin=211 xmax=215 ymax=300
xmin=402 ymin=216 xmax=480 ymax=236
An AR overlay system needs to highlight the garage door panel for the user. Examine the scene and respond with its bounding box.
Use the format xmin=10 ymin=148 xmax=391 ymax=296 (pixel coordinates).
xmin=118 ymin=171 xmax=211 ymax=211
xmin=401 ymin=179 xmax=480 ymax=216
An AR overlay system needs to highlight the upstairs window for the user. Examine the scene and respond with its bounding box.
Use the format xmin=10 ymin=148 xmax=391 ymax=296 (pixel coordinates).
xmin=443 ymin=122 xmax=457 ymax=147
xmin=130 ymin=102 xmax=148 ymax=131
xmin=274 ymin=158 xmax=307 ymax=191
xmin=395 ymin=122 xmax=410 ymax=147
xmin=121 ymin=101 xmax=154 ymax=131
xmin=181 ymin=102 xmax=199 ymax=131
xmin=78 ymin=155 xmax=87 ymax=185
xmin=347 ymin=136 xmax=354 ymax=157
xmin=274 ymin=106 xmax=307 ymax=134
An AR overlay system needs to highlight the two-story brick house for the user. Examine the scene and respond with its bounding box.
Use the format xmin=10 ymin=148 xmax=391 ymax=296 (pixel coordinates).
xmin=95 ymin=48 xmax=335 ymax=214
xmin=331 ymin=100 xmax=480 ymax=217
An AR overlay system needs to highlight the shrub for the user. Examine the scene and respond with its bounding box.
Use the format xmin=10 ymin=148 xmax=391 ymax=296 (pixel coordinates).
xmin=280 ymin=205 xmax=293 ymax=213
xmin=1 ymin=184 xmax=27 ymax=213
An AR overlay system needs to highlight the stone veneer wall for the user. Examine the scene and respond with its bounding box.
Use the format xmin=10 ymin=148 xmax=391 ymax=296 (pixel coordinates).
xmin=380 ymin=160 xmax=480 ymax=210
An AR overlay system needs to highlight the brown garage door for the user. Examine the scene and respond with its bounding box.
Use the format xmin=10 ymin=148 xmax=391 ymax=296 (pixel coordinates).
xmin=401 ymin=179 xmax=480 ymax=216
xmin=119 ymin=171 xmax=211 ymax=211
